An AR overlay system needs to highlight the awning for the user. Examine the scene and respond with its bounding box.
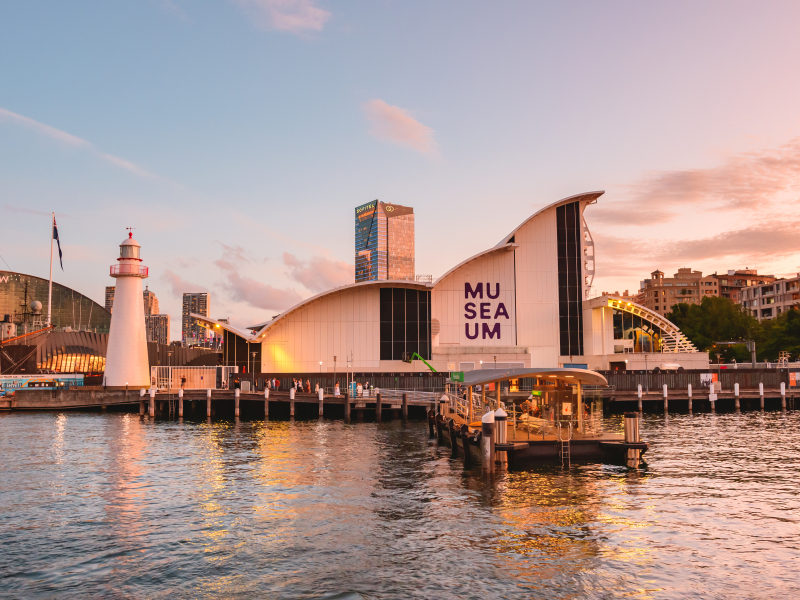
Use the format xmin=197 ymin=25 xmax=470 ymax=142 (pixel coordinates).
xmin=455 ymin=368 xmax=607 ymax=387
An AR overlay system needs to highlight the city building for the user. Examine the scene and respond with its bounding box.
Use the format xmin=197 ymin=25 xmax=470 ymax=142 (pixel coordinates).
xmin=355 ymin=200 xmax=415 ymax=282
xmin=182 ymin=292 xmax=210 ymax=347
xmin=195 ymin=191 xmax=708 ymax=373
xmin=637 ymin=267 xmax=776 ymax=316
xmin=145 ymin=314 xmax=170 ymax=345
xmin=638 ymin=268 xmax=718 ymax=316
xmin=143 ymin=286 xmax=159 ymax=315
xmin=0 ymin=270 xmax=111 ymax=334
xmin=105 ymin=286 xmax=115 ymax=313
xmin=105 ymin=285 xmax=160 ymax=316
xmin=740 ymin=275 xmax=800 ymax=321
xmin=105 ymin=232 xmax=150 ymax=388
xmin=714 ymin=269 xmax=775 ymax=303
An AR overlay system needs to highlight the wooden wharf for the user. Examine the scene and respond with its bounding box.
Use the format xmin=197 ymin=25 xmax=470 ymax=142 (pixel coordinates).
xmin=1 ymin=387 xmax=431 ymax=420
xmin=606 ymin=388 xmax=796 ymax=413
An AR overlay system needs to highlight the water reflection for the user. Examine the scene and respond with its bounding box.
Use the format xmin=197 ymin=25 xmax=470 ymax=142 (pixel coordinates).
xmin=1 ymin=411 xmax=799 ymax=598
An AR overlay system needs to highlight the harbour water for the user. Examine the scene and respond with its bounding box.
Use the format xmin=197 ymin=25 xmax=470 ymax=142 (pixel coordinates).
xmin=1 ymin=411 xmax=799 ymax=599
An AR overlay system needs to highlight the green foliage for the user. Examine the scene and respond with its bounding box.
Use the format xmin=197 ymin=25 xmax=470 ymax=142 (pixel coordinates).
xmin=667 ymin=297 xmax=800 ymax=361
xmin=759 ymin=310 xmax=800 ymax=360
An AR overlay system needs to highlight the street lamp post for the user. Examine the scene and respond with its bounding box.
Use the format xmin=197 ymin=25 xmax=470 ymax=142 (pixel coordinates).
xmin=251 ymin=352 xmax=257 ymax=390
xmin=645 ymin=353 xmax=650 ymax=394
xmin=167 ymin=350 xmax=173 ymax=401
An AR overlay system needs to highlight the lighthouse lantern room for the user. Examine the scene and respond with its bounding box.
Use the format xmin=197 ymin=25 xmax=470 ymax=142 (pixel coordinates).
xmin=105 ymin=232 xmax=150 ymax=388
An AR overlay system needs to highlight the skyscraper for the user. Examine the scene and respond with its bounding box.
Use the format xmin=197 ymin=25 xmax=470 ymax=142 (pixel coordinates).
xmin=145 ymin=314 xmax=170 ymax=345
xmin=355 ymin=200 xmax=415 ymax=282
xmin=105 ymin=285 xmax=159 ymax=317
xmin=142 ymin=285 xmax=159 ymax=315
xmin=182 ymin=292 xmax=209 ymax=346
xmin=104 ymin=286 xmax=115 ymax=313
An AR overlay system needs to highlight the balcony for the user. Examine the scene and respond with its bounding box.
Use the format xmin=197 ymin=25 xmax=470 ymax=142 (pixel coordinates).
xmin=110 ymin=264 xmax=149 ymax=278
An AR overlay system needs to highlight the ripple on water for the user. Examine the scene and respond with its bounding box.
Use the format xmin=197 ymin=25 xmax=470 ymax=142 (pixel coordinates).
xmin=1 ymin=411 xmax=800 ymax=599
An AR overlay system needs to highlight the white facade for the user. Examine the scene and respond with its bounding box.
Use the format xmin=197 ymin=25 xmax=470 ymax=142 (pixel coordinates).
xmin=193 ymin=191 xmax=708 ymax=373
xmin=105 ymin=235 xmax=150 ymax=387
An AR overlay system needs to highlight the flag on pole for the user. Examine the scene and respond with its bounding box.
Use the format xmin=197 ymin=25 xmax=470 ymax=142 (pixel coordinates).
xmin=53 ymin=216 xmax=63 ymax=270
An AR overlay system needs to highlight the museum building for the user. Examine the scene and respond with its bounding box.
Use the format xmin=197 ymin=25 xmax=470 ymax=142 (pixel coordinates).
xmin=194 ymin=192 xmax=709 ymax=374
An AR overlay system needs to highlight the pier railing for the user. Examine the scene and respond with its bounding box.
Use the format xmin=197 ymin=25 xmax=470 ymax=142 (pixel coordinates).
xmin=600 ymin=368 xmax=791 ymax=392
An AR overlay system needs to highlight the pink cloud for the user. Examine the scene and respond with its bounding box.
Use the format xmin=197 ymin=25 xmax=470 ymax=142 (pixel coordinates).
xmin=234 ymin=0 xmax=331 ymax=34
xmin=362 ymin=99 xmax=439 ymax=157
xmin=592 ymin=136 xmax=800 ymax=225
xmin=215 ymin=257 xmax=302 ymax=311
xmin=593 ymin=218 xmax=800 ymax=278
xmin=161 ymin=268 xmax=209 ymax=297
xmin=283 ymin=252 xmax=354 ymax=292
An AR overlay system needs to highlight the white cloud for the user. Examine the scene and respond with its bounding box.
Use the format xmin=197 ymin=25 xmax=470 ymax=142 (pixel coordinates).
xmin=0 ymin=106 xmax=159 ymax=179
xmin=362 ymin=99 xmax=439 ymax=157
xmin=233 ymin=0 xmax=331 ymax=34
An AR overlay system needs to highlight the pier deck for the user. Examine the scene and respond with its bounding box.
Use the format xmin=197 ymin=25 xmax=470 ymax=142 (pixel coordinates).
xmin=2 ymin=388 xmax=434 ymax=416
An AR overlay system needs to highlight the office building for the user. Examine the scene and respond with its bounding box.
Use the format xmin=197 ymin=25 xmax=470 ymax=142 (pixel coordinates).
xmin=105 ymin=285 xmax=162 ymax=317
xmin=182 ymin=292 xmax=210 ymax=346
xmin=146 ymin=314 xmax=170 ymax=345
xmin=740 ymin=275 xmax=800 ymax=321
xmin=143 ymin=286 xmax=159 ymax=315
xmin=105 ymin=286 xmax=115 ymax=313
xmin=196 ymin=191 xmax=708 ymax=373
xmin=355 ymin=200 xmax=415 ymax=282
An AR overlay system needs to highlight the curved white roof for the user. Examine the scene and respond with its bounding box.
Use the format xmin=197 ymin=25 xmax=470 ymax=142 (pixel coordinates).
xmin=249 ymin=279 xmax=432 ymax=338
xmin=496 ymin=190 xmax=604 ymax=247
xmin=432 ymin=243 xmax=517 ymax=286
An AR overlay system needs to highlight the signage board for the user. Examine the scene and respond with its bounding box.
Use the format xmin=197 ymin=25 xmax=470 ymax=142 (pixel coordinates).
xmin=709 ymin=393 xmax=718 ymax=402
xmin=450 ymin=372 xmax=464 ymax=382
xmin=562 ymin=402 xmax=573 ymax=416
xmin=790 ymin=372 xmax=798 ymax=387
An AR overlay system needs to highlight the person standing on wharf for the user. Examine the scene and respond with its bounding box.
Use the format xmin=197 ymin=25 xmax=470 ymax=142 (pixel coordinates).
xmin=104 ymin=230 xmax=150 ymax=388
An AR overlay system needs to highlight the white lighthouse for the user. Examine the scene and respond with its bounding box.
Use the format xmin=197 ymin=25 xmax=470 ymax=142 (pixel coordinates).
xmin=105 ymin=232 xmax=150 ymax=388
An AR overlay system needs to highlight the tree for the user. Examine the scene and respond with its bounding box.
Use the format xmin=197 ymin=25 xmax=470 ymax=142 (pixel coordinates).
xmin=666 ymin=297 xmax=760 ymax=361
xmin=759 ymin=309 xmax=800 ymax=361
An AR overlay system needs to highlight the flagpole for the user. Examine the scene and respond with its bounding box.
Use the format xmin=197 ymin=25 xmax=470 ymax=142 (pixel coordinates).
xmin=48 ymin=212 xmax=53 ymax=327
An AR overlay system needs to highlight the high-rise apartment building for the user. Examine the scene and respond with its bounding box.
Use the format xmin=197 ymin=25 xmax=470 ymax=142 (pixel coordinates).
xmin=638 ymin=267 xmax=776 ymax=315
xmin=714 ymin=269 xmax=775 ymax=302
xmin=105 ymin=286 xmax=115 ymax=313
xmin=145 ymin=314 xmax=170 ymax=345
xmin=182 ymin=292 xmax=210 ymax=346
xmin=639 ymin=268 xmax=718 ymax=316
xmin=142 ymin=286 xmax=159 ymax=315
xmin=105 ymin=285 xmax=160 ymax=316
xmin=740 ymin=275 xmax=800 ymax=321
xmin=355 ymin=200 xmax=415 ymax=282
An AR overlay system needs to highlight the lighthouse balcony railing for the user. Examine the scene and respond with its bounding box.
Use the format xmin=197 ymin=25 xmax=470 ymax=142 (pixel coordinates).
xmin=110 ymin=264 xmax=149 ymax=277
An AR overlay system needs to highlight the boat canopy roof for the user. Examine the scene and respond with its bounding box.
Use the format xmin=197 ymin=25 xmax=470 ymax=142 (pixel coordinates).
xmin=456 ymin=368 xmax=608 ymax=387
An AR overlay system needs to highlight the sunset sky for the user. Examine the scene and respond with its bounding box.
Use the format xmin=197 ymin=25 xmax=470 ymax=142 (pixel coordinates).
xmin=2 ymin=1 xmax=800 ymax=339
